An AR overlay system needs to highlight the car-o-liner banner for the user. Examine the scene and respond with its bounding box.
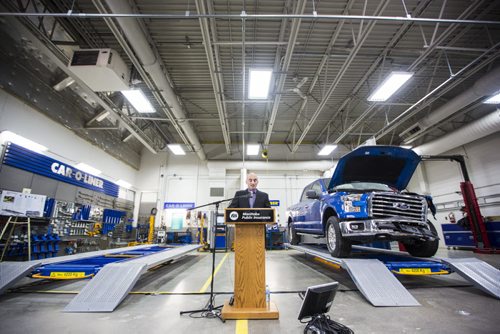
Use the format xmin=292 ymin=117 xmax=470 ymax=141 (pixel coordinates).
xmin=224 ymin=208 xmax=275 ymax=223
xmin=2 ymin=143 xmax=119 ymax=197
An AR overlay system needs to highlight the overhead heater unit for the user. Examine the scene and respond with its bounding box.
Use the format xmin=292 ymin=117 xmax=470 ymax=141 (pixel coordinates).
xmin=68 ymin=49 xmax=130 ymax=92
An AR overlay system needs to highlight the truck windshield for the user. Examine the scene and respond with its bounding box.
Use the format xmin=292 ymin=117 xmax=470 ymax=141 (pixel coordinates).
xmin=333 ymin=182 xmax=393 ymax=191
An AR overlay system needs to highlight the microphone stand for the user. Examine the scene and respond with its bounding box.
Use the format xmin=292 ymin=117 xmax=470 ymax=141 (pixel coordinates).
xmin=180 ymin=193 xmax=250 ymax=322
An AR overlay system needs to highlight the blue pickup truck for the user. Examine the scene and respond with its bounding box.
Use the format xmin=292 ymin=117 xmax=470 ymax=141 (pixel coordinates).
xmin=286 ymin=145 xmax=439 ymax=258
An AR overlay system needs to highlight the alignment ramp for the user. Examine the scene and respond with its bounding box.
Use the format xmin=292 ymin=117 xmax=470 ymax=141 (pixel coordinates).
xmin=64 ymin=244 xmax=200 ymax=312
xmin=341 ymin=258 xmax=420 ymax=306
xmin=0 ymin=261 xmax=42 ymax=294
xmin=286 ymin=244 xmax=420 ymax=306
xmin=441 ymin=258 xmax=500 ymax=299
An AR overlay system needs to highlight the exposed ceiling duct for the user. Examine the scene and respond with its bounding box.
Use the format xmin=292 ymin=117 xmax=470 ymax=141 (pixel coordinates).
xmin=414 ymin=109 xmax=500 ymax=155
xmin=402 ymin=66 xmax=500 ymax=143
xmin=103 ymin=0 xmax=206 ymax=161
xmin=207 ymin=160 xmax=334 ymax=173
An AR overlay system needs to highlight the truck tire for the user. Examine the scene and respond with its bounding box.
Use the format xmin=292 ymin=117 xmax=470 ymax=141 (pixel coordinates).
xmin=325 ymin=216 xmax=351 ymax=257
xmin=287 ymin=222 xmax=300 ymax=245
xmin=403 ymin=221 xmax=439 ymax=257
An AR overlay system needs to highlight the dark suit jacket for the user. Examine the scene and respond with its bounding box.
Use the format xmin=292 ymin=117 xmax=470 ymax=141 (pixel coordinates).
xmin=228 ymin=189 xmax=271 ymax=208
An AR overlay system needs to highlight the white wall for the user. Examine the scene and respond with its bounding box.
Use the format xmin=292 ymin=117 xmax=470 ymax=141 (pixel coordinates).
xmin=136 ymin=150 xmax=326 ymax=228
xmin=408 ymin=131 xmax=500 ymax=244
xmin=0 ymin=89 xmax=138 ymax=186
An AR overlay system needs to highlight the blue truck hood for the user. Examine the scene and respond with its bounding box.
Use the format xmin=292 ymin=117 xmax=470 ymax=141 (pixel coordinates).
xmin=328 ymin=146 xmax=421 ymax=191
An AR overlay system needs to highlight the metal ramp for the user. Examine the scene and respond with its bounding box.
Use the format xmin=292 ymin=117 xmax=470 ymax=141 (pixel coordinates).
xmin=0 ymin=261 xmax=42 ymax=294
xmin=341 ymin=259 xmax=420 ymax=306
xmin=64 ymin=244 xmax=200 ymax=312
xmin=63 ymin=262 xmax=147 ymax=312
xmin=441 ymin=258 xmax=500 ymax=299
xmin=287 ymin=244 xmax=419 ymax=306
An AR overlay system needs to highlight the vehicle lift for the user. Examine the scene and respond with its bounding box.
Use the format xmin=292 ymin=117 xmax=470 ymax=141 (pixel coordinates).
xmin=0 ymin=243 xmax=201 ymax=312
xmin=287 ymin=243 xmax=500 ymax=307
xmin=286 ymin=154 xmax=500 ymax=307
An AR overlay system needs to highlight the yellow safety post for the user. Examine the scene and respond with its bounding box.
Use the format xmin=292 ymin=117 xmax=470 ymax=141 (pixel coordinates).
xmin=147 ymin=208 xmax=157 ymax=244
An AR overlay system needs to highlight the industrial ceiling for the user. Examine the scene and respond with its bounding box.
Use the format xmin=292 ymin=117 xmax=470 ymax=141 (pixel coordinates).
xmin=0 ymin=1 xmax=499 ymax=169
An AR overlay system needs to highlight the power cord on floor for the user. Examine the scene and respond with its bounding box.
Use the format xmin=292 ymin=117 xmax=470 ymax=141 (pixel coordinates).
xmin=301 ymin=314 xmax=354 ymax=334
xmin=186 ymin=294 xmax=222 ymax=319
xmin=298 ymin=292 xmax=354 ymax=334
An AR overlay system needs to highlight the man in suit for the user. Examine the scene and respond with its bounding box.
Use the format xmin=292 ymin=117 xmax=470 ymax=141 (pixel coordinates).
xmin=228 ymin=172 xmax=271 ymax=208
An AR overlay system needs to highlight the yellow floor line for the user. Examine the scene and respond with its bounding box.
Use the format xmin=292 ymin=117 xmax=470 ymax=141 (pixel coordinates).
xmin=235 ymin=320 xmax=248 ymax=334
xmin=199 ymin=253 xmax=230 ymax=293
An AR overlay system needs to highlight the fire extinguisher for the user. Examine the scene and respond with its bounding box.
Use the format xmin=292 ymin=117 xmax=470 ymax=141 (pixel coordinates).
xmin=448 ymin=212 xmax=456 ymax=224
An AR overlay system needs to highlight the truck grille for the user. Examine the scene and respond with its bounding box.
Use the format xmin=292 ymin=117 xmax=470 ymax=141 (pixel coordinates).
xmin=370 ymin=192 xmax=426 ymax=222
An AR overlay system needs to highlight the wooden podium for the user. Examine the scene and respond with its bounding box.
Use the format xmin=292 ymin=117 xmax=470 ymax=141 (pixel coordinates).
xmin=221 ymin=208 xmax=279 ymax=320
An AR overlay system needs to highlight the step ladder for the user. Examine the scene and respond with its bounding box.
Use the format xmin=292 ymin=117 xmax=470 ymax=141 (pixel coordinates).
xmin=0 ymin=216 xmax=31 ymax=261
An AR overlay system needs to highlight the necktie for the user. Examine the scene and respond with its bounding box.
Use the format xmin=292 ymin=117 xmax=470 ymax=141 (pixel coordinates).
xmin=249 ymin=190 xmax=256 ymax=208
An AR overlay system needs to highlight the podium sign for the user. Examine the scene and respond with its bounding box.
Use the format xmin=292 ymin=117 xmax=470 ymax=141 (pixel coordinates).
xmin=221 ymin=208 xmax=279 ymax=320
xmin=224 ymin=208 xmax=275 ymax=223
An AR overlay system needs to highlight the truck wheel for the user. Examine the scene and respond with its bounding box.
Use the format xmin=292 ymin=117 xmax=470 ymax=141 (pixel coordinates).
xmin=404 ymin=221 xmax=439 ymax=257
xmin=287 ymin=223 xmax=300 ymax=245
xmin=325 ymin=216 xmax=351 ymax=257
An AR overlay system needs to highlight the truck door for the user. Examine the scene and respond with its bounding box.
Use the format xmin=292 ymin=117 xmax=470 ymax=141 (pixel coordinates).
xmin=306 ymin=181 xmax=324 ymax=233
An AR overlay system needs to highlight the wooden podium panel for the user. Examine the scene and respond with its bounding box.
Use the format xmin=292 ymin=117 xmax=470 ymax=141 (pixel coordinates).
xmin=234 ymin=222 xmax=266 ymax=308
xmin=221 ymin=209 xmax=279 ymax=320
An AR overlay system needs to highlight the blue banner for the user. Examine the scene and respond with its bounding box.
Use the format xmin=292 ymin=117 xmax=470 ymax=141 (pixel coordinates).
xmin=164 ymin=202 xmax=195 ymax=209
xmin=270 ymin=200 xmax=280 ymax=207
xmin=2 ymin=143 xmax=119 ymax=197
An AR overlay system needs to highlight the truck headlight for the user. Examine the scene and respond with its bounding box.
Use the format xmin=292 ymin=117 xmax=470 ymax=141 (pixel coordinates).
xmin=342 ymin=194 xmax=362 ymax=202
xmin=343 ymin=201 xmax=361 ymax=212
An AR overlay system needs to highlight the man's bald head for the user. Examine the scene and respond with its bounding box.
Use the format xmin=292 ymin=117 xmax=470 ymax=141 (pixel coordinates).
xmin=246 ymin=173 xmax=259 ymax=190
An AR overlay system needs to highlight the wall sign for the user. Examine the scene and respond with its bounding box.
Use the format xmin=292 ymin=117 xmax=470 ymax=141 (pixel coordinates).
xmin=2 ymin=143 xmax=119 ymax=197
xmin=269 ymin=200 xmax=280 ymax=207
xmin=164 ymin=202 xmax=195 ymax=209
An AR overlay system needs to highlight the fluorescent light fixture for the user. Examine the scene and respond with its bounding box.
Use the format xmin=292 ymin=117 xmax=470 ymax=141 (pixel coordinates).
xmin=484 ymin=91 xmax=500 ymax=104
xmin=247 ymin=144 xmax=260 ymax=156
xmin=318 ymin=145 xmax=337 ymax=156
xmin=400 ymin=145 xmax=413 ymax=149
xmin=167 ymin=144 xmax=186 ymax=155
xmin=368 ymin=71 xmax=414 ymax=102
xmin=0 ymin=131 xmax=48 ymax=152
xmin=249 ymin=69 xmax=272 ymax=99
xmin=76 ymin=162 xmax=102 ymax=175
xmin=116 ymin=179 xmax=132 ymax=188
xmin=122 ymin=89 xmax=156 ymax=113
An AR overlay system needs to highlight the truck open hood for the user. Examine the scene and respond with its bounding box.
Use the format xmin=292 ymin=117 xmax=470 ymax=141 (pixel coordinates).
xmin=328 ymin=146 xmax=421 ymax=191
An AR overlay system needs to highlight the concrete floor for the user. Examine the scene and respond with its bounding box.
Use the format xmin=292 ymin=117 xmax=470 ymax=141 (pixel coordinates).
xmin=0 ymin=247 xmax=498 ymax=334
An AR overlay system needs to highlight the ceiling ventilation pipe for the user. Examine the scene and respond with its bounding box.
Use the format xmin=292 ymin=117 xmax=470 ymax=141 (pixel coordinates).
xmin=414 ymin=109 xmax=500 ymax=155
xmin=402 ymin=67 xmax=500 ymax=143
xmin=207 ymin=160 xmax=334 ymax=172
xmin=104 ymin=0 xmax=206 ymax=161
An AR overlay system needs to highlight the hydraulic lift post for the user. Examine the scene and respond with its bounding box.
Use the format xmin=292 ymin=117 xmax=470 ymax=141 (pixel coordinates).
xmin=421 ymin=155 xmax=497 ymax=253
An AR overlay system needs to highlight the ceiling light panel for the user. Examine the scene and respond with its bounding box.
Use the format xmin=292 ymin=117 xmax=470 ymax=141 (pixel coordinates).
xmin=318 ymin=145 xmax=337 ymax=156
xmin=168 ymin=144 xmax=186 ymax=155
xmin=247 ymin=144 xmax=260 ymax=155
xmin=484 ymin=91 xmax=500 ymax=104
xmin=249 ymin=69 xmax=272 ymax=99
xmin=122 ymin=89 xmax=156 ymax=113
xmin=368 ymin=72 xmax=414 ymax=102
